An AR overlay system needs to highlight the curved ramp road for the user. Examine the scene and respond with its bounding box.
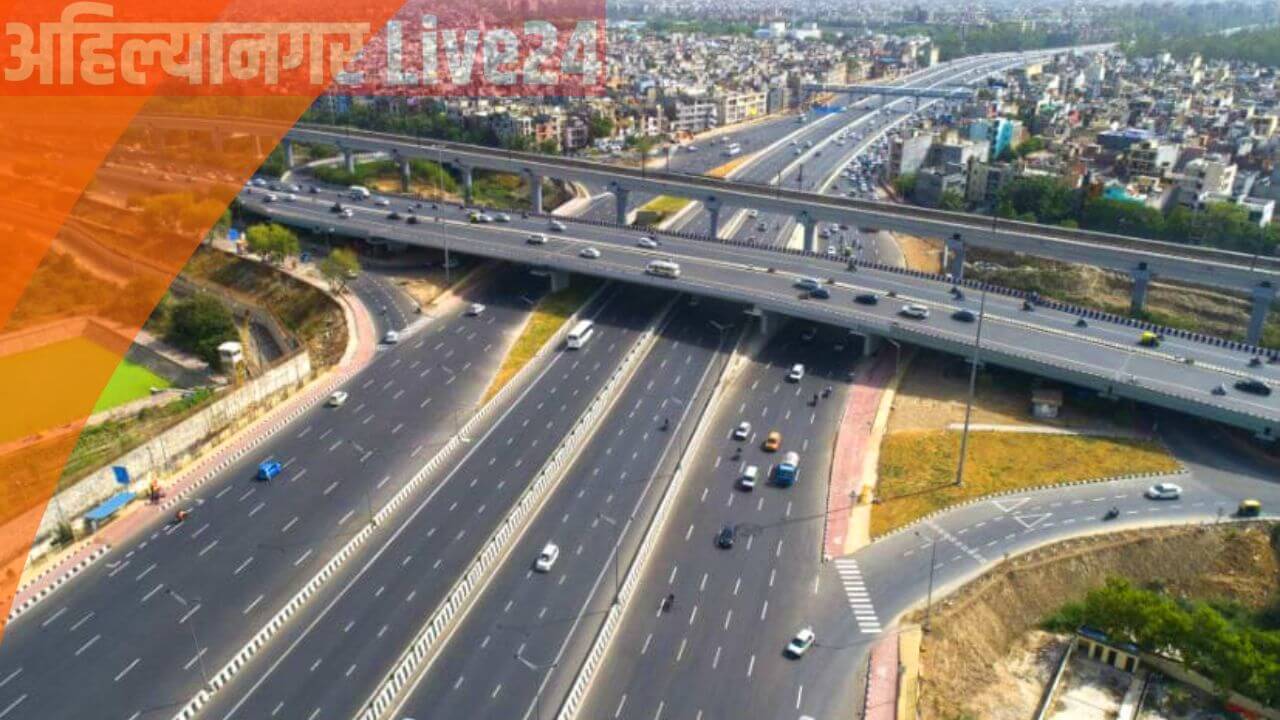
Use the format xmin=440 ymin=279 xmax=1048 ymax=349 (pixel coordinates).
xmin=392 ymin=299 xmax=741 ymax=720
xmin=199 ymin=285 xmax=665 ymax=720
xmin=0 ymin=267 xmax=544 ymax=720
xmin=574 ymin=323 xmax=859 ymax=720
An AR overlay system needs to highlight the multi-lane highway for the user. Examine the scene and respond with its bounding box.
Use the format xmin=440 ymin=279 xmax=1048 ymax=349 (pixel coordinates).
xmin=0 ymin=266 xmax=544 ymax=719
xmin=390 ymin=299 xmax=740 ymax=720
xmin=198 ymin=284 xmax=665 ymax=720
xmin=242 ymin=184 xmax=1280 ymax=437
xmin=573 ymin=322 xmax=861 ymax=720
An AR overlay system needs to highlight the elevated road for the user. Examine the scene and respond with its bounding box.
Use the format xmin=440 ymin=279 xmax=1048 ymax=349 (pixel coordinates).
xmin=243 ymin=188 xmax=1280 ymax=439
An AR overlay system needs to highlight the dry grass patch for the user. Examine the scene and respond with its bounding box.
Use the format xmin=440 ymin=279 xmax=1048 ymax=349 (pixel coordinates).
xmin=706 ymin=155 xmax=752 ymax=178
xmin=480 ymin=278 xmax=602 ymax=404
xmin=872 ymin=430 xmax=1179 ymax=535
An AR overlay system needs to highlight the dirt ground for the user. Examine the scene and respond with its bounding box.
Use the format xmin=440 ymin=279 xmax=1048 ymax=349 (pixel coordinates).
xmin=896 ymin=233 xmax=944 ymax=273
xmin=911 ymin=523 xmax=1280 ymax=720
xmin=962 ymin=630 xmax=1066 ymax=720
xmin=887 ymin=351 xmax=1136 ymax=434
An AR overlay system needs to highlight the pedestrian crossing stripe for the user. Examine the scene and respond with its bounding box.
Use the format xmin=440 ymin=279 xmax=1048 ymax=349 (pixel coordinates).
xmin=834 ymin=558 xmax=881 ymax=634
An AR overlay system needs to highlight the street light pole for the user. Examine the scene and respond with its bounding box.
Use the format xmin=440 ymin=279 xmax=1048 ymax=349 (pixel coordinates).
xmin=955 ymin=289 xmax=987 ymax=488
xmin=166 ymin=589 xmax=210 ymax=685
xmin=514 ymin=650 xmax=558 ymax=720
xmin=598 ymin=512 xmax=621 ymax=604
xmin=914 ymin=529 xmax=938 ymax=633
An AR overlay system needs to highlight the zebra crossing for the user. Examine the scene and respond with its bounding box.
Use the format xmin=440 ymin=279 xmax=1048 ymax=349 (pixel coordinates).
xmin=834 ymin=558 xmax=882 ymax=634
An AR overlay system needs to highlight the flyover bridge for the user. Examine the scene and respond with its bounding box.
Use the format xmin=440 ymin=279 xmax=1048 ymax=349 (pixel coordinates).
xmin=239 ymin=189 xmax=1280 ymax=440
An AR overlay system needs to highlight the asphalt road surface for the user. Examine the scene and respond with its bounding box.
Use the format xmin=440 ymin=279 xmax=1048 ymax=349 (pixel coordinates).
xmin=199 ymin=284 xmax=667 ymax=720
xmin=574 ymin=322 xmax=860 ymax=720
xmin=0 ymin=266 xmax=545 ymax=720
xmin=393 ymin=298 xmax=742 ymax=720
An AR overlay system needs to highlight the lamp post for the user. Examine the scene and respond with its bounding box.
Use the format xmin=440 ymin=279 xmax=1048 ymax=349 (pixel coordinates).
xmin=514 ymin=650 xmax=558 ymax=720
xmin=166 ymin=589 xmax=210 ymax=685
xmin=913 ymin=529 xmax=939 ymax=633
xmin=597 ymin=512 xmax=621 ymax=604
xmin=955 ymin=289 xmax=987 ymax=488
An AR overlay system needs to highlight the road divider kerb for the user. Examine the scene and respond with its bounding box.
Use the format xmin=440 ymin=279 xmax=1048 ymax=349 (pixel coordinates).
xmin=6 ymin=545 xmax=111 ymax=622
xmin=360 ymin=295 xmax=679 ymax=720
xmin=553 ymin=317 xmax=751 ymax=720
xmin=168 ymin=281 xmax=610 ymax=720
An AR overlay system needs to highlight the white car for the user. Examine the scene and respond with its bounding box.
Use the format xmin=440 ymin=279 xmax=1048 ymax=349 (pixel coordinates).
xmin=374 ymin=198 xmax=390 ymax=207
xmin=527 ymin=233 xmax=548 ymax=245
xmin=340 ymin=209 xmax=354 ymax=218
xmin=899 ymin=303 xmax=929 ymax=320
xmin=787 ymin=363 xmax=805 ymax=382
xmin=383 ymin=330 xmax=400 ymax=344
xmin=1145 ymin=482 xmax=1183 ymax=500
xmin=549 ymin=220 xmax=566 ymax=232
xmin=494 ymin=213 xmax=511 ymax=223
xmin=637 ymin=237 xmax=660 ymax=249
xmin=579 ymin=247 xmax=601 ymax=259
xmin=466 ymin=303 xmax=486 ymax=316
xmin=747 ymin=209 xmax=758 ymax=218
xmin=733 ymin=421 xmax=752 ymax=440
xmin=263 ymin=193 xmax=278 ymax=203
xmin=786 ymin=627 xmax=816 ymax=658
xmin=534 ymin=543 xmax=559 ymax=572
xmin=327 ymin=391 xmax=349 ymax=407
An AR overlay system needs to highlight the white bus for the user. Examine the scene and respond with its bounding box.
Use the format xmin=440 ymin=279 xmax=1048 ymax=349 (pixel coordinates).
xmin=723 ymin=142 xmax=742 ymax=157
xmin=646 ymin=259 xmax=681 ymax=279
xmin=566 ymin=320 xmax=595 ymax=349
xmin=348 ymin=185 xmax=371 ymax=200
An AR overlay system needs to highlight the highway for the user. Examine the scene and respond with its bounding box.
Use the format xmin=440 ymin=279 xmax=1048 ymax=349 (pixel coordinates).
xmin=573 ymin=322 xmax=861 ymax=720
xmin=197 ymin=284 xmax=666 ymax=720
xmin=390 ymin=298 xmax=740 ymax=720
xmin=0 ymin=266 xmax=544 ymax=719
xmin=242 ymin=187 xmax=1280 ymax=437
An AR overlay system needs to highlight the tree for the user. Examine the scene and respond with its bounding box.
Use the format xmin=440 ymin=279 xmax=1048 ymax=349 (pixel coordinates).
xmin=588 ymin=113 xmax=615 ymax=141
xmin=245 ymin=223 xmax=300 ymax=264
xmin=939 ymin=190 xmax=966 ymax=212
xmin=892 ymin=172 xmax=917 ymax=200
xmin=165 ymin=294 xmax=238 ymax=367
xmin=319 ymin=247 xmax=360 ymax=292
xmin=538 ymin=138 xmax=561 ymax=155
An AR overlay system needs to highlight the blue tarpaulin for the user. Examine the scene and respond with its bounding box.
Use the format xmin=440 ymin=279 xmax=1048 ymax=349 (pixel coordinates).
xmin=85 ymin=491 xmax=135 ymax=523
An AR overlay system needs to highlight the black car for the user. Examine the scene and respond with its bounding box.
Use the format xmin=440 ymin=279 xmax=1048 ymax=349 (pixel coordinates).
xmin=308 ymin=185 xmax=320 ymax=194
xmin=406 ymin=214 xmax=419 ymax=224
xmin=951 ymin=309 xmax=976 ymax=322
xmin=854 ymin=293 xmax=878 ymax=306
xmin=1234 ymin=378 xmax=1272 ymax=396
xmin=330 ymin=202 xmax=344 ymax=213
xmin=808 ymin=287 xmax=831 ymax=300
xmin=387 ymin=211 xmax=401 ymax=220
xmin=716 ymin=525 xmax=736 ymax=549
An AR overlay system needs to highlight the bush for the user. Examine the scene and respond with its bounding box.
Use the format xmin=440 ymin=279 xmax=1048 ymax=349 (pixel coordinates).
xmin=164 ymin=295 xmax=238 ymax=367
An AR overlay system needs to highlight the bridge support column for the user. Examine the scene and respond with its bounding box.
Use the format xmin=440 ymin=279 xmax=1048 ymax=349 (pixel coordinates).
xmin=746 ymin=306 xmax=776 ymax=334
xmin=861 ymin=333 xmax=882 ymax=358
xmin=944 ymin=234 xmax=965 ymax=280
xmin=1247 ymin=281 xmax=1275 ymax=346
xmin=614 ymin=187 xmax=630 ymax=225
xmin=343 ymin=149 xmax=356 ymax=174
xmin=253 ymin=135 xmax=264 ymax=158
xmin=706 ymin=198 xmax=721 ymax=239
xmin=461 ymin=166 xmax=473 ymax=206
xmin=1129 ymin=263 xmax=1152 ymax=316
xmin=399 ymin=158 xmax=412 ymax=192
xmin=548 ymin=269 xmax=570 ymax=292
xmin=282 ymin=139 xmax=295 ymax=168
xmin=530 ymin=174 xmax=544 ymax=214
xmin=800 ymin=215 xmax=817 ymax=253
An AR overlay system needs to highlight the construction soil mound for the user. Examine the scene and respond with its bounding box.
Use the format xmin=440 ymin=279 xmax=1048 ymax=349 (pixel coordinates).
xmin=910 ymin=523 xmax=1280 ymax=720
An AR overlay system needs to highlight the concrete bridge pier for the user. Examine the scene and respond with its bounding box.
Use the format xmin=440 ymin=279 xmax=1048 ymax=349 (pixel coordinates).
xmin=799 ymin=214 xmax=817 ymax=253
xmin=614 ymin=187 xmax=630 ymax=225
xmin=706 ymin=198 xmax=722 ymax=239
xmin=1129 ymin=263 xmax=1152 ymax=316
xmin=343 ymin=149 xmax=356 ymax=174
xmin=745 ymin=306 xmax=778 ymax=334
xmin=530 ymin=173 xmax=544 ymax=214
xmin=943 ymin=234 xmax=965 ymax=280
xmin=399 ymin=158 xmax=412 ymax=192
xmin=461 ymin=165 xmax=474 ymax=206
xmin=1247 ymin=281 xmax=1275 ymax=346
xmin=282 ymin=139 xmax=295 ymax=169
xmin=549 ymin=269 xmax=570 ymax=292
xmin=861 ymin=333 xmax=882 ymax=358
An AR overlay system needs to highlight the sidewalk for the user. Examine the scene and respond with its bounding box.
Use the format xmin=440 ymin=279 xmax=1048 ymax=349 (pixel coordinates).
xmin=10 ymin=263 xmax=378 ymax=620
xmin=864 ymin=633 xmax=900 ymax=720
xmin=824 ymin=351 xmax=897 ymax=559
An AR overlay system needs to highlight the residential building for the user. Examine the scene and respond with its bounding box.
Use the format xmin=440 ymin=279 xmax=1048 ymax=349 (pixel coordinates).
xmin=1126 ymin=140 xmax=1179 ymax=178
xmin=915 ymin=168 xmax=967 ymax=208
xmin=888 ymin=133 xmax=933 ymax=179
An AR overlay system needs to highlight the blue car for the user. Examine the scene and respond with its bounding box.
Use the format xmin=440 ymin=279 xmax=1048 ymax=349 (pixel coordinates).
xmin=257 ymin=460 xmax=282 ymax=481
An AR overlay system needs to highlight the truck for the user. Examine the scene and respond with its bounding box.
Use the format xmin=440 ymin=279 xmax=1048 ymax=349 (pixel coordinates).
xmin=774 ymin=451 xmax=800 ymax=487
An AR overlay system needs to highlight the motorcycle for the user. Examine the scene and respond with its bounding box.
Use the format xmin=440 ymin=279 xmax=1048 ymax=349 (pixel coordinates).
xmin=1103 ymin=506 xmax=1120 ymax=521
xmin=661 ymin=593 xmax=674 ymax=613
